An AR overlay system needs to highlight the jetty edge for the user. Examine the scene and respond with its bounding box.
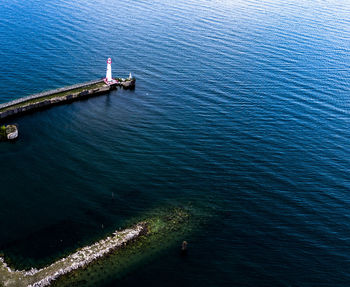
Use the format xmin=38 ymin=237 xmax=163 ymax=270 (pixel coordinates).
xmin=0 ymin=207 xmax=190 ymax=287
xmin=0 ymin=77 xmax=135 ymax=122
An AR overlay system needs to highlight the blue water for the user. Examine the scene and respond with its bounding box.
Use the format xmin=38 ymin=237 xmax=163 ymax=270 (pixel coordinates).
xmin=0 ymin=0 xmax=350 ymax=285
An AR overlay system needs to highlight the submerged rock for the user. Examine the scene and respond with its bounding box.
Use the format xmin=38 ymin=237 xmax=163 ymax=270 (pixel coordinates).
xmin=182 ymin=241 xmax=188 ymax=251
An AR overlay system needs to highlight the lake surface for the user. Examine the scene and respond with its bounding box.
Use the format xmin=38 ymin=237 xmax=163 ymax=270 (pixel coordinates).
xmin=0 ymin=0 xmax=350 ymax=285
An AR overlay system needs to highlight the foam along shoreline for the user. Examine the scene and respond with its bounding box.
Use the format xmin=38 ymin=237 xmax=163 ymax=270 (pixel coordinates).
xmin=0 ymin=77 xmax=136 ymax=121
xmin=0 ymin=222 xmax=147 ymax=287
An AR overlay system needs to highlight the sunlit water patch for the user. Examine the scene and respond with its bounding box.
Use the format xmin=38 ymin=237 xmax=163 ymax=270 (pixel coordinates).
xmin=0 ymin=0 xmax=349 ymax=285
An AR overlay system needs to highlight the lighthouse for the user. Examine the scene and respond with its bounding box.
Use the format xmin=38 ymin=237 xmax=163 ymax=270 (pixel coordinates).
xmin=106 ymin=58 xmax=112 ymax=83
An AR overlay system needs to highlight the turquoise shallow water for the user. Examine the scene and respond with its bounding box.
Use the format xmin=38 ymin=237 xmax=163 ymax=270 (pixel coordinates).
xmin=0 ymin=0 xmax=350 ymax=285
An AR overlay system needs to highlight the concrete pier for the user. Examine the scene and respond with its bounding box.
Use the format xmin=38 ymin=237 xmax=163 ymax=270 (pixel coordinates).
xmin=0 ymin=77 xmax=135 ymax=121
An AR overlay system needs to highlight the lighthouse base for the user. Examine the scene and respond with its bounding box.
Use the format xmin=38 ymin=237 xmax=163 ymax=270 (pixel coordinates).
xmin=103 ymin=78 xmax=118 ymax=86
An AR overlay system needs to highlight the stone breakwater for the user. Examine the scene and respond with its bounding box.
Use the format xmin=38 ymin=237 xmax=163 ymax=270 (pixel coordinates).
xmin=0 ymin=78 xmax=136 ymax=121
xmin=0 ymin=222 xmax=147 ymax=287
xmin=0 ymin=79 xmax=104 ymax=111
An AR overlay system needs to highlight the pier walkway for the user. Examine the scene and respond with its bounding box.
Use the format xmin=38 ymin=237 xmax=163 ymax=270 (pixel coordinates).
xmin=0 ymin=77 xmax=135 ymax=121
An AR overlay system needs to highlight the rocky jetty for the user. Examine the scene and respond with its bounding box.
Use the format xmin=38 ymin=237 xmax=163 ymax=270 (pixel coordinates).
xmin=0 ymin=223 xmax=148 ymax=287
xmin=0 ymin=207 xmax=191 ymax=287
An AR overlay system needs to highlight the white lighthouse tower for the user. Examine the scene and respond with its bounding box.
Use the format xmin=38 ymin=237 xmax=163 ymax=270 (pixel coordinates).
xmin=106 ymin=58 xmax=112 ymax=83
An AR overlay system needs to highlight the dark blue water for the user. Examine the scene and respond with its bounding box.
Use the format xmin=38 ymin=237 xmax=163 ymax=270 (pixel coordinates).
xmin=0 ymin=0 xmax=350 ymax=285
